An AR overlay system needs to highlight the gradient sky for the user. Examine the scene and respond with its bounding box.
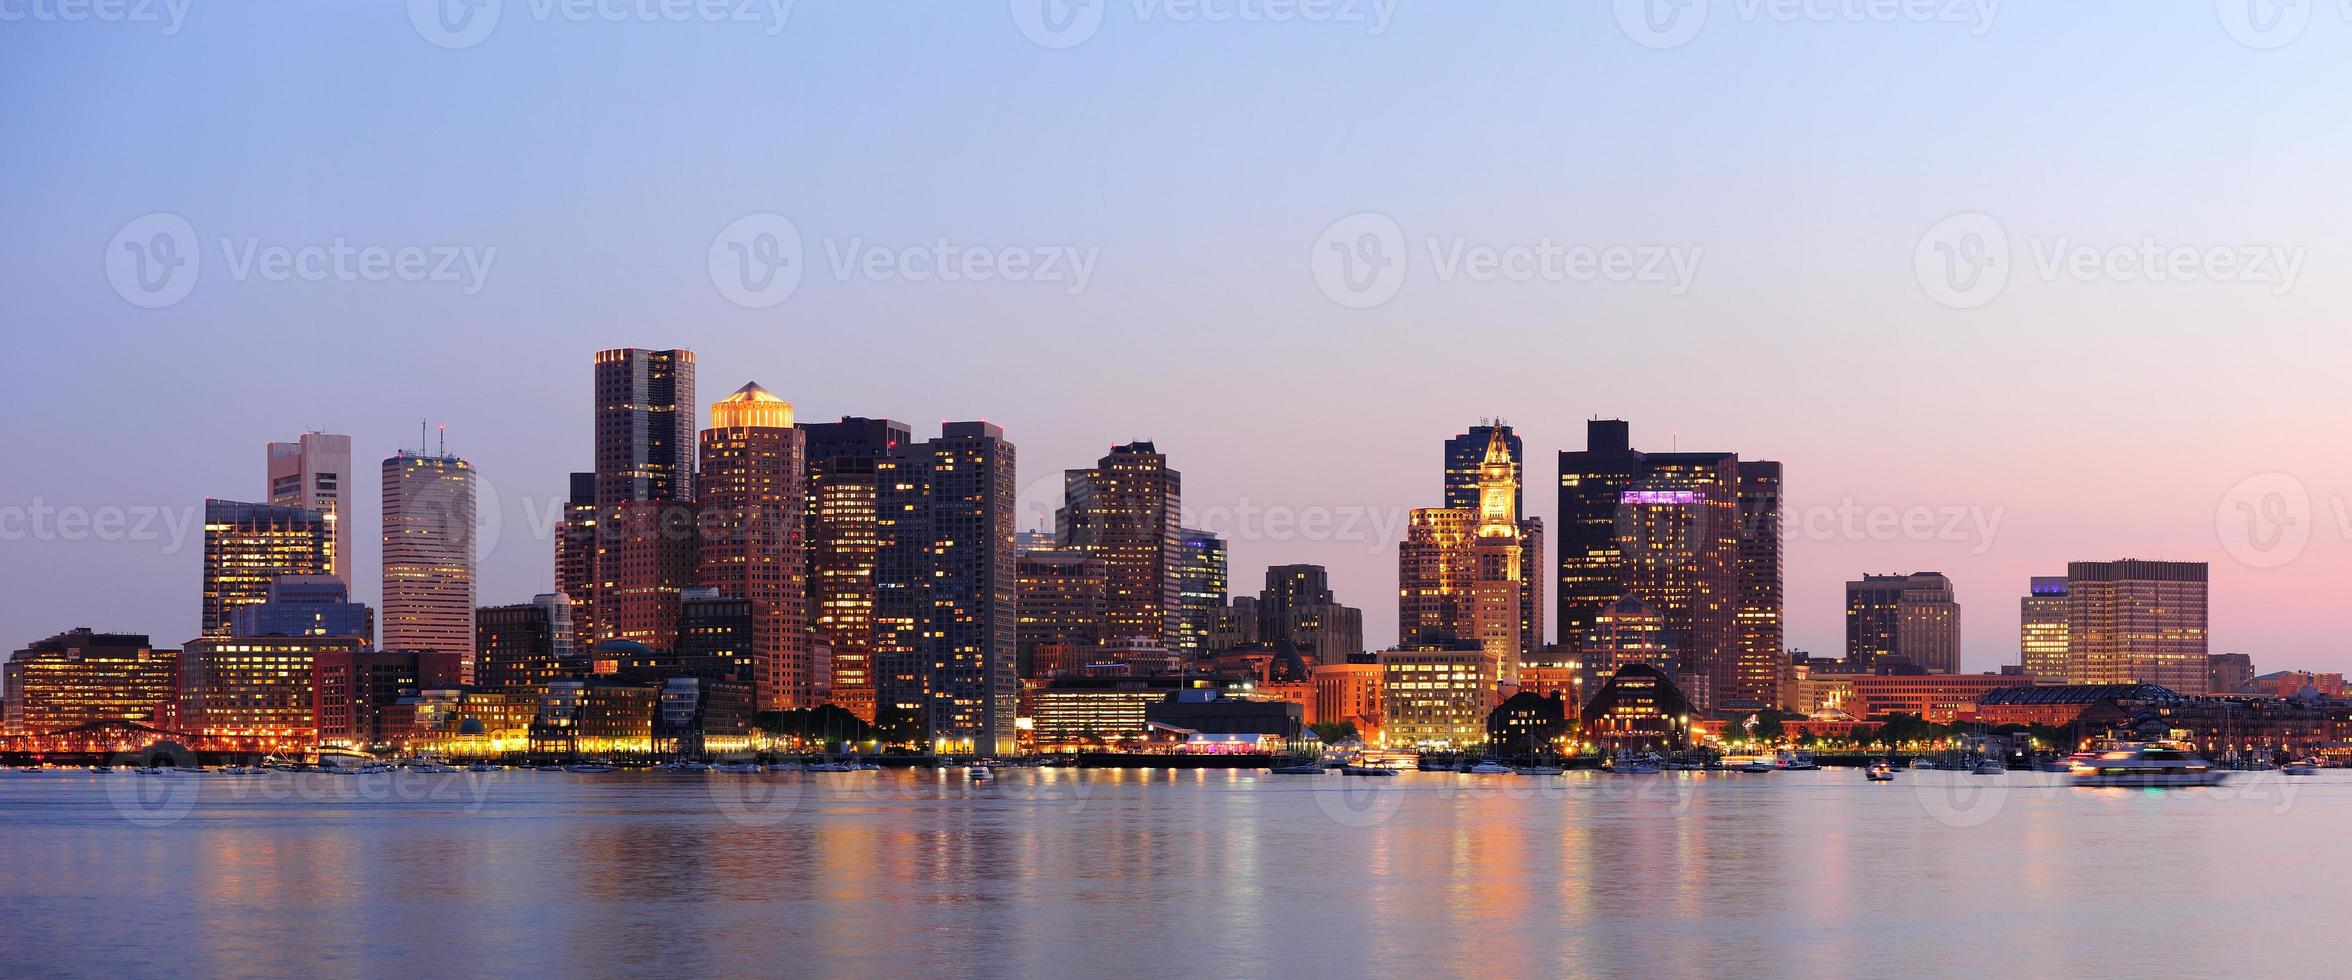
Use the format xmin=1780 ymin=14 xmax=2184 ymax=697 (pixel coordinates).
xmin=5 ymin=2 xmax=2351 ymax=673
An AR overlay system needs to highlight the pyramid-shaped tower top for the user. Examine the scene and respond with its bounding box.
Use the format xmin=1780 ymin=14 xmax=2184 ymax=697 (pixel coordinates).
xmin=1483 ymin=424 xmax=1512 ymax=466
xmin=710 ymin=381 xmax=795 ymax=429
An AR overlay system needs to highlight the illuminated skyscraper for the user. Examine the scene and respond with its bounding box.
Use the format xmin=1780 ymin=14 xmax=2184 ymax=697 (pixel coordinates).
xmin=1018 ymin=550 xmax=1106 ymax=676
xmin=585 ymin=348 xmax=697 ymax=652
xmin=1556 ymin=420 xmax=1778 ymax=713
xmin=1258 ymin=564 xmax=1364 ymax=661
xmin=802 ymin=416 xmax=911 ymax=722
xmin=695 ymin=382 xmax=808 ymax=711
xmin=1447 ymin=423 xmax=1544 ymax=655
xmin=2065 ymin=559 xmax=2207 ymax=693
xmin=1174 ymin=528 xmax=1226 ymax=659
xmin=202 ymin=499 xmax=332 ymax=636
xmin=875 ymin=422 xmax=1019 ymax=753
xmin=382 ymin=447 xmax=477 ymax=678
xmin=267 ymin=432 xmax=352 ymax=587
xmin=593 ymin=347 xmax=696 ymax=506
xmin=475 ymin=593 xmax=574 ymax=694
xmin=180 ymin=634 xmax=366 ymax=742
xmin=1398 ymin=507 xmax=1474 ymax=646
xmin=2019 ymin=576 xmax=2068 ymax=680
xmin=1059 ymin=442 xmax=1182 ymax=649
xmin=1469 ymin=427 xmax=1527 ymax=680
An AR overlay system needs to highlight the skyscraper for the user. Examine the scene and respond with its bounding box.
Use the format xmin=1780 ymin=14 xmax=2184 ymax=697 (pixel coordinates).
xmin=695 ymin=382 xmax=808 ymax=711
xmin=875 ymin=423 xmax=1019 ymax=753
xmin=1556 ymin=420 xmax=1778 ymax=713
xmin=801 ymin=416 xmax=909 ymax=722
xmin=2065 ymin=559 xmax=2208 ymax=693
xmin=1447 ymin=423 xmax=1544 ymax=656
xmin=1398 ymin=507 xmax=1474 ymax=646
xmin=2019 ymin=576 xmax=2068 ymax=680
xmin=201 ymin=499 xmax=332 ymax=636
xmin=1257 ymin=564 xmax=1364 ymax=661
xmin=1845 ymin=572 xmax=1959 ymax=672
xmin=4 ymin=630 xmax=178 ymax=735
xmin=382 ymin=447 xmax=477 ymax=679
xmin=593 ymin=347 xmax=696 ymax=506
xmin=553 ymin=472 xmax=598 ymax=642
xmin=1468 ymin=427 xmax=1528 ymax=680
xmin=585 ymin=348 xmax=697 ymax=653
xmin=231 ymin=575 xmax=373 ymax=641
xmin=1017 ymin=549 xmax=1106 ymax=676
xmin=1059 ymin=442 xmax=1182 ymax=649
xmin=1733 ymin=461 xmax=1783 ymax=707
xmin=267 ymin=432 xmax=352 ymax=587
xmin=1174 ymin=528 xmax=1226 ymax=660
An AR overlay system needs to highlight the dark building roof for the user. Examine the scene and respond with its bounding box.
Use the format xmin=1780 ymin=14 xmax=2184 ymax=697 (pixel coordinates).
xmin=1976 ymin=684 xmax=2182 ymax=706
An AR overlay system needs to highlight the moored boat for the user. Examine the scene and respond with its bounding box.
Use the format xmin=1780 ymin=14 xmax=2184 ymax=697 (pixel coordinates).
xmin=1342 ymin=765 xmax=1399 ymax=776
xmin=1268 ymin=763 xmax=1326 ymax=775
xmin=1865 ymin=761 xmax=1895 ymax=781
xmin=1467 ymin=760 xmax=1514 ymax=775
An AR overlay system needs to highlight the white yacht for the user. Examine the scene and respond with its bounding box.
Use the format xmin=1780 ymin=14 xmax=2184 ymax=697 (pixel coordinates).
xmin=2068 ymin=744 xmax=2228 ymax=788
xmin=1513 ymin=764 xmax=1566 ymax=776
xmin=1467 ymin=761 xmax=1514 ymax=775
xmin=712 ymin=762 xmax=762 ymax=774
xmin=1865 ymin=761 xmax=1895 ymax=782
xmin=2283 ymin=758 xmax=2320 ymax=776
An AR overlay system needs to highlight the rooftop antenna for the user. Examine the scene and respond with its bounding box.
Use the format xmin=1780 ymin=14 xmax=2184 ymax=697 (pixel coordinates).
xmin=420 ymin=419 xmax=428 ymax=456
xmin=438 ymin=423 xmax=446 ymax=457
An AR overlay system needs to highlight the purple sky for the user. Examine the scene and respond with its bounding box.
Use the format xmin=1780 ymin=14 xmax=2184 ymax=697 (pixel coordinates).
xmin=5 ymin=3 xmax=2351 ymax=673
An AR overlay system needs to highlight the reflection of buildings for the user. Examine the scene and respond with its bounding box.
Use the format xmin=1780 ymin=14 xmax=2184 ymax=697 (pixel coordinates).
xmin=3 ymin=630 xmax=178 ymax=735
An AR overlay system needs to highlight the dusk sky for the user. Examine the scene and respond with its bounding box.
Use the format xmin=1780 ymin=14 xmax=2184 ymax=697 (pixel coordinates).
xmin=6 ymin=2 xmax=2351 ymax=672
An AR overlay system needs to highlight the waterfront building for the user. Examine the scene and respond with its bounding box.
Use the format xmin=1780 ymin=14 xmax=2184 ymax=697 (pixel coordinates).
xmin=382 ymin=447 xmax=477 ymax=678
xmin=696 ymin=382 xmax=808 ymax=710
xmin=1145 ymin=689 xmax=1305 ymax=749
xmin=874 ymin=422 xmax=1020 ymax=754
xmin=1581 ymin=663 xmax=1697 ymax=752
xmin=1487 ymin=690 xmax=1571 ymax=756
xmin=3 ymin=630 xmax=177 ymax=735
xmin=1029 ymin=676 xmax=1235 ymax=748
xmin=2065 ymin=560 xmax=2208 ymax=692
xmin=1444 ymin=423 xmax=1547 ymax=657
xmin=1733 ymin=460 xmax=1783 ymax=708
xmin=2255 ymin=670 xmax=2346 ymax=699
xmin=266 ymin=431 xmax=353 ymax=587
xmin=654 ymin=676 xmax=755 ymax=756
xmin=1378 ymin=645 xmax=1496 ymax=749
xmin=1058 ymin=442 xmax=1183 ymax=650
xmin=1843 ymin=670 xmax=2033 ymax=724
xmin=229 ymin=575 xmax=373 ymax=641
xmin=1581 ymin=593 xmax=1675 ymax=676
xmin=1397 ymin=426 xmax=1531 ymax=680
xmin=179 ymin=635 xmax=367 ymax=742
xmin=529 ymin=678 xmax=660 ymax=756
xmin=314 ymin=649 xmax=463 ymax=748
xmin=2021 ymin=576 xmax=2069 ymax=681
xmin=474 ymin=593 xmax=575 ymax=694
xmin=201 ymin=499 xmax=332 ymax=636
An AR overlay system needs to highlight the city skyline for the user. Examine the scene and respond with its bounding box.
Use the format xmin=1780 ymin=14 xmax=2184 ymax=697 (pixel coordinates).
xmin=10 ymin=5 xmax=2351 ymax=674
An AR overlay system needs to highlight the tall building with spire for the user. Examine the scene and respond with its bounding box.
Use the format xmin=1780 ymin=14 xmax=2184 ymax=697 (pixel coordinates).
xmin=1469 ymin=427 xmax=1528 ymax=680
xmin=1446 ymin=422 xmax=1545 ymax=657
xmin=381 ymin=441 xmax=476 ymax=679
xmin=696 ymin=382 xmax=808 ymax=712
xmin=267 ymin=432 xmax=352 ymax=587
xmin=1058 ymin=442 xmax=1182 ymax=650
